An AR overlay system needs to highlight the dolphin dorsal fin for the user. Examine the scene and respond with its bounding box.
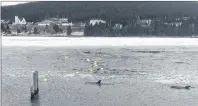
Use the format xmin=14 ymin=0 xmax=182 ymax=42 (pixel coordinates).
xmin=97 ymin=80 xmax=101 ymax=84
xmin=185 ymin=86 xmax=191 ymax=89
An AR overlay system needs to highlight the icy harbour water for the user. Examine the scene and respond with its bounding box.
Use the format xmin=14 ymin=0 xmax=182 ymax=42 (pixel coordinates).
xmin=2 ymin=37 xmax=198 ymax=106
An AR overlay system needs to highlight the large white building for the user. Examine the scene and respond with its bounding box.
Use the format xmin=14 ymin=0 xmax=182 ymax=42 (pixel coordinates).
xmin=90 ymin=19 xmax=106 ymax=25
xmin=38 ymin=20 xmax=53 ymax=26
xmin=14 ymin=16 xmax=27 ymax=25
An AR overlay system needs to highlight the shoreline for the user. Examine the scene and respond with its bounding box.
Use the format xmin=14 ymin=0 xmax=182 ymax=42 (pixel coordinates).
xmin=2 ymin=33 xmax=198 ymax=38
xmin=2 ymin=35 xmax=198 ymax=38
xmin=2 ymin=36 xmax=198 ymax=47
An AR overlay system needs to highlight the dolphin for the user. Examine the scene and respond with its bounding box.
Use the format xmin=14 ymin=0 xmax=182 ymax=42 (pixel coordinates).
xmin=85 ymin=80 xmax=101 ymax=85
xmin=170 ymin=85 xmax=194 ymax=89
xmin=85 ymin=80 xmax=114 ymax=86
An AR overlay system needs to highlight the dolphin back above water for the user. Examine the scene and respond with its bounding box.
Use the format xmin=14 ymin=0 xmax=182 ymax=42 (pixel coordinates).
xmin=85 ymin=80 xmax=101 ymax=85
xmin=97 ymin=80 xmax=101 ymax=84
xmin=85 ymin=80 xmax=114 ymax=86
xmin=170 ymin=85 xmax=193 ymax=89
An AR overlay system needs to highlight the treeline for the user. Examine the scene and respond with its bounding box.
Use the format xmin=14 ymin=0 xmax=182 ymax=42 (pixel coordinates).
xmin=1 ymin=24 xmax=11 ymax=34
xmin=1 ymin=23 xmax=73 ymax=35
xmin=2 ymin=1 xmax=198 ymax=22
xmin=84 ymin=19 xmax=198 ymax=37
xmin=84 ymin=23 xmax=113 ymax=36
xmin=2 ymin=21 xmax=198 ymax=37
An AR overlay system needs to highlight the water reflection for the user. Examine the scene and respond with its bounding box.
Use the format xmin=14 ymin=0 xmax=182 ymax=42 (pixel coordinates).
xmin=31 ymin=95 xmax=40 ymax=106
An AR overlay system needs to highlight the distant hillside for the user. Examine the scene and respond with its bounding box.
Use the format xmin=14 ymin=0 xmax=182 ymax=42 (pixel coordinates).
xmin=1 ymin=1 xmax=198 ymax=22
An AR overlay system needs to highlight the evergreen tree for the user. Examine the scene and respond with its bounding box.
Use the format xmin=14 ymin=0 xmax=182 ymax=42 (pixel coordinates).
xmin=44 ymin=25 xmax=49 ymax=33
xmin=1 ymin=24 xmax=6 ymax=33
xmin=6 ymin=25 xmax=10 ymax=31
xmin=33 ymin=27 xmax=39 ymax=34
xmin=24 ymin=25 xmax=27 ymax=32
xmin=195 ymin=20 xmax=198 ymax=35
xmin=8 ymin=21 xmax=12 ymax=24
xmin=67 ymin=26 xmax=72 ymax=36
xmin=17 ymin=27 xmax=21 ymax=34
xmin=53 ymin=24 xmax=60 ymax=33
xmin=5 ymin=25 xmax=11 ymax=34
xmin=21 ymin=25 xmax=27 ymax=33
xmin=88 ymin=24 xmax=94 ymax=36
xmin=59 ymin=28 xmax=63 ymax=33
xmin=179 ymin=22 xmax=191 ymax=36
xmin=84 ymin=23 xmax=91 ymax=36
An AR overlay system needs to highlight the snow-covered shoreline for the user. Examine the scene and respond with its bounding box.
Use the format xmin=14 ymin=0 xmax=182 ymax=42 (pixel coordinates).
xmin=2 ymin=36 xmax=198 ymax=47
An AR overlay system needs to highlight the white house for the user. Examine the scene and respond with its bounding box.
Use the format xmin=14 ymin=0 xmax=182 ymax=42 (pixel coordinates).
xmin=183 ymin=17 xmax=190 ymax=20
xmin=58 ymin=18 xmax=74 ymax=26
xmin=58 ymin=18 xmax=68 ymax=23
xmin=49 ymin=18 xmax=59 ymax=21
xmin=176 ymin=17 xmax=190 ymax=21
xmin=38 ymin=20 xmax=53 ymax=26
xmin=62 ymin=22 xmax=74 ymax=26
xmin=140 ymin=19 xmax=152 ymax=25
xmin=49 ymin=17 xmax=69 ymax=24
xmin=38 ymin=18 xmax=73 ymax=26
xmin=174 ymin=22 xmax=182 ymax=27
xmin=136 ymin=15 xmax=152 ymax=27
xmin=14 ymin=16 xmax=27 ymax=25
xmin=90 ymin=19 xmax=106 ymax=25
xmin=137 ymin=19 xmax=152 ymax=28
xmin=164 ymin=22 xmax=182 ymax=27
xmin=113 ymin=24 xmax=123 ymax=29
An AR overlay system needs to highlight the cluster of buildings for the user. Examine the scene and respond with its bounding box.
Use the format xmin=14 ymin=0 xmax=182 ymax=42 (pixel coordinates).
xmin=1 ymin=16 xmax=110 ymax=27
xmin=85 ymin=15 xmax=194 ymax=29
xmin=1 ymin=15 xmax=196 ymax=27
xmin=37 ymin=18 xmax=108 ymax=27
xmin=1 ymin=15 xmax=196 ymax=35
xmin=37 ymin=18 xmax=74 ymax=26
xmin=136 ymin=15 xmax=194 ymax=28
